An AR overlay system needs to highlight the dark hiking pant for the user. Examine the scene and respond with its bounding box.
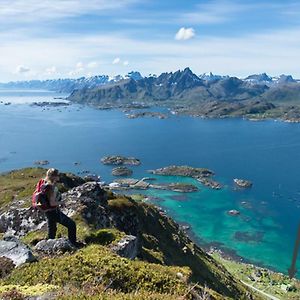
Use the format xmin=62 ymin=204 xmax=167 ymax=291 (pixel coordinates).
xmin=45 ymin=208 xmax=76 ymax=244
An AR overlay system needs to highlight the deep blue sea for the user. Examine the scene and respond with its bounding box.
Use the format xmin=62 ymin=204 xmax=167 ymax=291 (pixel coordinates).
xmin=1 ymin=90 xmax=300 ymax=277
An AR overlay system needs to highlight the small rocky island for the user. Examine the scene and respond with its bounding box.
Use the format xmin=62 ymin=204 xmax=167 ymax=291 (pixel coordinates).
xmin=112 ymin=166 xmax=133 ymax=176
xmin=149 ymin=165 xmax=222 ymax=190
xmin=108 ymin=178 xmax=198 ymax=193
xmin=34 ymin=160 xmax=49 ymax=166
xmin=101 ymin=155 xmax=141 ymax=166
xmin=125 ymin=111 xmax=168 ymax=119
xmin=233 ymin=178 xmax=253 ymax=188
xmin=30 ymin=101 xmax=70 ymax=107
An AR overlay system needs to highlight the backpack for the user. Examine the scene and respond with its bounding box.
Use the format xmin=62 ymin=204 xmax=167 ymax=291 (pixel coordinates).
xmin=32 ymin=179 xmax=53 ymax=211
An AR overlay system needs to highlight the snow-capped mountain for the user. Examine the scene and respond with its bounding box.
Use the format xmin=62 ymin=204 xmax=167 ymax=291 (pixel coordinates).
xmin=199 ymin=72 xmax=229 ymax=82
xmin=0 ymin=71 xmax=143 ymax=93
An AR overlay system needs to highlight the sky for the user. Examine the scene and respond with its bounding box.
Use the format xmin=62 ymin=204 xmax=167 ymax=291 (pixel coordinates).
xmin=1 ymin=0 xmax=300 ymax=81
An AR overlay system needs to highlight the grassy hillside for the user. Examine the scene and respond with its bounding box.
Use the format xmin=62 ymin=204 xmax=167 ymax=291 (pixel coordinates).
xmin=0 ymin=168 xmax=267 ymax=299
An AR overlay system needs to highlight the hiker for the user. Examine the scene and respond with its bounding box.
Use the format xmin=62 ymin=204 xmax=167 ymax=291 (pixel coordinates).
xmin=33 ymin=168 xmax=81 ymax=247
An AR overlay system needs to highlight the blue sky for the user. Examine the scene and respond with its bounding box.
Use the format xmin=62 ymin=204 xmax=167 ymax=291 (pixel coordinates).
xmin=1 ymin=0 xmax=300 ymax=81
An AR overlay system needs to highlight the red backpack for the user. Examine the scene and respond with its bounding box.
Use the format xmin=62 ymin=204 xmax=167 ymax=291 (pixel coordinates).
xmin=32 ymin=179 xmax=53 ymax=211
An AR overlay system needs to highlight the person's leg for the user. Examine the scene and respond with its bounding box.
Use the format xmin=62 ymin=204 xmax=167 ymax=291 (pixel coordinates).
xmin=57 ymin=210 xmax=77 ymax=244
xmin=45 ymin=210 xmax=58 ymax=239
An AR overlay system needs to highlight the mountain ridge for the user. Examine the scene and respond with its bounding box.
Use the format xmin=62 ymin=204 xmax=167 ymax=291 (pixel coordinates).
xmin=0 ymin=68 xmax=299 ymax=94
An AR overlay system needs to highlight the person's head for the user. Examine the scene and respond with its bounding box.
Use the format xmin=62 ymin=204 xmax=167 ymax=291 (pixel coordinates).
xmin=46 ymin=168 xmax=60 ymax=183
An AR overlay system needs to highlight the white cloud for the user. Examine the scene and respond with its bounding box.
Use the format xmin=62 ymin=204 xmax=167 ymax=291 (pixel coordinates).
xmin=45 ymin=66 xmax=57 ymax=74
xmin=112 ymin=57 xmax=121 ymax=64
xmin=123 ymin=60 xmax=129 ymax=66
xmin=0 ymin=0 xmax=137 ymax=23
xmin=2 ymin=26 xmax=300 ymax=81
xmin=175 ymin=28 xmax=195 ymax=41
xmin=15 ymin=65 xmax=30 ymax=74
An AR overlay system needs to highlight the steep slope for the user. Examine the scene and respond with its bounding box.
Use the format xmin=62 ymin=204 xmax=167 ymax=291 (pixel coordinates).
xmin=0 ymin=168 xmax=259 ymax=299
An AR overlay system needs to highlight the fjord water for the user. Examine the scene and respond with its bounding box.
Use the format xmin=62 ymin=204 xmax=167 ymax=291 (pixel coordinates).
xmin=1 ymin=90 xmax=300 ymax=277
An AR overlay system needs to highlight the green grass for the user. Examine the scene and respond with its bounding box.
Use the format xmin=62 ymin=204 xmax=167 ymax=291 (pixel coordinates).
xmin=3 ymin=245 xmax=191 ymax=295
xmin=0 ymin=168 xmax=47 ymax=209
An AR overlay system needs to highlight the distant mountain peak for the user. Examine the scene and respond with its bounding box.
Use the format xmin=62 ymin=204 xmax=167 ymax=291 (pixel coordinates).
xmin=199 ymin=72 xmax=228 ymax=82
xmin=245 ymin=73 xmax=272 ymax=82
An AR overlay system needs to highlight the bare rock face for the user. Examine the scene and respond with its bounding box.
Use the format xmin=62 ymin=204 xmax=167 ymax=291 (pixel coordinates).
xmin=0 ymin=236 xmax=36 ymax=266
xmin=111 ymin=235 xmax=138 ymax=259
xmin=35 ymin=238 xmax=76 ymax=254
xmin=63 ymin=182 xmax=111 ymax=229
xmin=0 ymin=205 xmax=46 ymax=238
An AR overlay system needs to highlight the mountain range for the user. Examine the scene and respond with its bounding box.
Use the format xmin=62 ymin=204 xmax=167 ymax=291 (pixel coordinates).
xmin=2 ymin=68 xmax=300 ymax=121
xmin=67 ymin=68 xmax=300 ymax=106
xmin=0 ymin=69 xmax=298 ymax=95
xmin=0 ymin=71 xmax=143 ymax=93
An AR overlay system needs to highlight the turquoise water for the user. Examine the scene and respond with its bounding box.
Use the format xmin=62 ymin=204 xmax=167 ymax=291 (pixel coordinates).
xmin=0 ymin=90 xmax=300 ymax=277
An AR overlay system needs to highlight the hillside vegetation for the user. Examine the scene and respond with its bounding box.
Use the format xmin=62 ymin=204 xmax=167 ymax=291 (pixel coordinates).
xmin=0 ymin=168 xmax=295 ymax=299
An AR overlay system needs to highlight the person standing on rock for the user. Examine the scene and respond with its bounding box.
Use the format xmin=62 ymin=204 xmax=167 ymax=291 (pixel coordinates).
xmin=42 ymin=168 xmax=81 ymax=247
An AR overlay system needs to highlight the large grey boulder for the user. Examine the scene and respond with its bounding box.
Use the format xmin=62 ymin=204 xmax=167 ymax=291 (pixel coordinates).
xmin=111 ymin=235 xmax=138 ymax=260
xmin=0 ymin=236 xmax=36 ymax=266
xmin=35 ymin=238 xmax=75 ymax=254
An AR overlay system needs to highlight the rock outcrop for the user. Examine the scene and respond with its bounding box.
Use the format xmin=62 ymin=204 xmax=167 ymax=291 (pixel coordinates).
xmin=0 ymin=236 xmax=36 ymax=266
xmin=35 ymin=238 xmax=76 ymax=255
xmin=110 ymin=235 xmax=138 ymax=259
xmin=0 ymin=205 xmax=46 ymax=238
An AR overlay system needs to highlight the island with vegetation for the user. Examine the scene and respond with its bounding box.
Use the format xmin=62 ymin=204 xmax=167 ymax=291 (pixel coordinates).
xmin=149 ymin=165 xmax=222 ymax=190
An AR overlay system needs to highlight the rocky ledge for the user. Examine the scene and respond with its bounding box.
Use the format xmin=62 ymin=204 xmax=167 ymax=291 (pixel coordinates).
xmin=101 ymin=155 xmax=141 ymax=166
xmin=149 ymin=165 xmax=222 ymax=190
xmin=234 ymin=178 xmax=253 ymax=188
